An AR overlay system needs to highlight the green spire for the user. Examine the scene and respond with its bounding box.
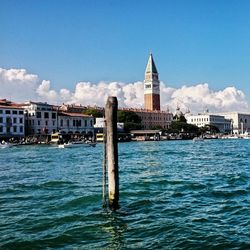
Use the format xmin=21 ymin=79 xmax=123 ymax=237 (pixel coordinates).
xmin=145 ymin=53 xmax=158 ymax=74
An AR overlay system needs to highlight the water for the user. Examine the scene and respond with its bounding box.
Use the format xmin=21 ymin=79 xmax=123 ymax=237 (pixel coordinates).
xmin=0 ymin=140 xmax=249 ymax=249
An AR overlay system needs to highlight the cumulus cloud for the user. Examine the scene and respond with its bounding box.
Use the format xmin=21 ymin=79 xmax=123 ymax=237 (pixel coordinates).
xmin=0 ymin=67 xmax=249 ymax=113
xmin=161 ymin=83 xmax=250 ymax=113
xmin=0 ymin=68 xmax=39 ymax=101
xmin=36 ymin=80 xmax=58 ymax=101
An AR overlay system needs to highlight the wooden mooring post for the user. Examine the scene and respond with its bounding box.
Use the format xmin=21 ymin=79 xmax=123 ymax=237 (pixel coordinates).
xmin=104 ymin=96 xmax=119 ymax=210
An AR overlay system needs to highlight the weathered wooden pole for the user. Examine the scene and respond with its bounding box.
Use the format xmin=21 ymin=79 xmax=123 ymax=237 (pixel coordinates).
xmin=105 ymin=96 xmax=119 ymax=210
xmin=102 ymin=119 xmax=107 ymax=208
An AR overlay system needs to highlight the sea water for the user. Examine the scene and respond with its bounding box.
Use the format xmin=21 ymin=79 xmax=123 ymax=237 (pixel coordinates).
xmin=0 ymin=139 xmax=249 ymax=249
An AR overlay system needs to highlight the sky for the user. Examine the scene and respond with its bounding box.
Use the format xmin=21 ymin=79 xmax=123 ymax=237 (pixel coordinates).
xmin=1 ymin=0 xmax=250 ymax=113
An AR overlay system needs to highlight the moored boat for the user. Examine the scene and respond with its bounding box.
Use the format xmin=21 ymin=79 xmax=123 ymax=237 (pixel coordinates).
xmin=58 ymin=140 xmax=96 ymax=148
xmin=0 ymin=143 xmax=12 ymax=149
xmin=193 ymin=137 xmax=204 ymax=142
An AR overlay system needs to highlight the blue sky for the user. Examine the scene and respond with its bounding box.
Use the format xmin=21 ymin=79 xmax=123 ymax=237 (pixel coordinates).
xmin=1 ymin=0 xmax=250 ymax=102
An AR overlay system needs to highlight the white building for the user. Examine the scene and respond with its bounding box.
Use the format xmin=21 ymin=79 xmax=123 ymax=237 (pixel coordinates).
xmin=58 ymin=112 xmax=94 ymax=135
xmin=22 ymin=101 xmax=58 ymax=135
xmin=216 ymin=112 xmax=250 ymax=134
xmin=0 ymin=99 xmax=25 ymax=138
xmin=94 ymin=117 xmax=124 ymax=132
xmin=186 ymin=113 xmax=231 ymax=133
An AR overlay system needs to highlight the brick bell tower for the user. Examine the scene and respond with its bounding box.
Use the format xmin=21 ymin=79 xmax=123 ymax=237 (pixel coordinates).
xmin=144 ymin=53 xmax=160 ymax=111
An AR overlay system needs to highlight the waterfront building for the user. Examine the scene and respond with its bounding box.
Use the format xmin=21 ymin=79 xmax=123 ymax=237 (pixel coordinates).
xmin=134 ymin=108 xmax=172 ymax=130
xmin=58 ymin=112 xmax=95 ymax=136
xmin=94 ymin=117 xmax=124 ymax=132
xmin=215 ymin=112 xmax=250 ymax=134
xmin=22 ymin=101 xmax=58 ymax=135
xmin=144 ymin=53 xmax=160 ymax=111
xmin=59 ymin=104 xmax=88 ymax=113
xmin=59 ymin=104 xmax=104 ymax=115
xmin=0 ymin=99 xmax=25 ymax=139
xmin=186 ymin=113 xmax=231 ymax=133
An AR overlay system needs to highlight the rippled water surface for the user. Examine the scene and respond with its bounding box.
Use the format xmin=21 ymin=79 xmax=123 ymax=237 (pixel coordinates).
xmin=0 ymin=139 xmax=250 ymax=249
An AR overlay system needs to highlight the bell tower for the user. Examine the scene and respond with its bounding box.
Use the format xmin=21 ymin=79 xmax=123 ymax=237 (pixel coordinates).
xmin=144 ymin=53 xmax=160 ymax=111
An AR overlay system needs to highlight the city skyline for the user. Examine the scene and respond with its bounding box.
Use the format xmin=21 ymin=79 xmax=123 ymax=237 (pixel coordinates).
xmin=1 ymin=0 xmax=250 ymax=113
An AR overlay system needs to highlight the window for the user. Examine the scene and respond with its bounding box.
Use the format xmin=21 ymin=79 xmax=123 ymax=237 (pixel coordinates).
xmin=45 ymin=121 xmax=48 ymax=126
xmin=5 ymin=110 xmax=10 ymax=114
xmin=0 ymin=117 xmax=2 ymax=123
xmin=78 ymin=120 xmax=81 ymax=127
xmin=60 ymin=119 xmax=63 ymax=127
xmin=0 ymin=126 xmax=2 ymax=132
xmin=13 ymin=110 xmax=18 ymax=114
xmin=13 ymin=118 xmax=17 ymax=124
xmin=0 ymin=110 xmax=2 ymax=114
xmin=19 ymin=118 xmax=23 ymax=124
xmin=20 ymin=126 xmax=23 ymax=133
xmin=36 ymin=112 xmax=41 ymax=118
xmin=52 ymin=113 xmax=56 ymax=119
xmin=38 ymin=120 xmax=40 ymax=126
xmin=44 ymin=112 xmax=49 ymax=119
xmin=13 ymin=126 xmax=17 ymax=133
xmin=67 ymin=120 xmax=69 ymax=127
xmin=90 ymin=120 xmax=92 ymax=126
xmin=52 ymin=121 xmax=55 ymax=126
xmin=245 ymin=119 xmax=247 ymax=123
xmin=85 ymin=120 xmax=87 ymax=127
xmin=19 ymin=110 xmax=23 ymax=115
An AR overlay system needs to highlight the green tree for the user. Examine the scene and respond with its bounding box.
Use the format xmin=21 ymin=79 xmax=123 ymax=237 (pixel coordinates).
xmin=117 ymin=110 xmax=142 ymax=132
xmin=82 ymin=108 xmax=104 ymax=117
xmin=173 ymin=114 xmax=187 ymax=123
xmin=169 ymin=121 xmax=199 ymax=133
xmin=200 ymin=124 xmax=220 ymax=134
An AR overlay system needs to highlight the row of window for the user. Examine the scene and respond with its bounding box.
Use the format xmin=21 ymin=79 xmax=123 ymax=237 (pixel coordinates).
xmin=0 ymin=117 xmax=23 ymax=124
xmin=240 ymin=118 xmax=248 ymax=123
xmin=60 ymin=119 xmax=93 ymax=127
xmin=25 ymin=119 xmax=93 ymax=127
xmin=37 ymin=107 xmax=53 ymax=111
xmin=142 ymin=116 xmax=171 ymax=121
xmin=0 ymin=110 xmax=23 ymax=115
xmin=0 ymin=126 xmax=23 ymax=133
xmin=28 ymin=120 xmax=56 ymax=126
xmin=36 ymin=112 xmax=57 ymax=119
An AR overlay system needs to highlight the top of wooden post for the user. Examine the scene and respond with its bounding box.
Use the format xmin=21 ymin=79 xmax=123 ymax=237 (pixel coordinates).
xmin=106 ymin=96 xmax=118 ymax=107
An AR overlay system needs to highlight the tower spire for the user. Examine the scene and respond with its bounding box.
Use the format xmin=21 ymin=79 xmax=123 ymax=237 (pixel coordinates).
xmin=144 ymin=53 xmax=160 ymax=111
xmin=145 ymin=53 xmax=158 ymax=74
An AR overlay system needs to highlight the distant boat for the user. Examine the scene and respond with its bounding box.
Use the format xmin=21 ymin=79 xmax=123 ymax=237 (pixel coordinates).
xmin=0 ymin=142 xmax=13 ymax=148
xmin=227 ymin=135 xmax=240 ymax=139
xmin=193 ymin=137 xmax=204 ymax=142
xmin=50 ymin=133 xmax=61 ymax=144
xmin=242 ymin=131 xmax=250 ymax=139
xmin=58 ymin=141 xmax=96 ymax=148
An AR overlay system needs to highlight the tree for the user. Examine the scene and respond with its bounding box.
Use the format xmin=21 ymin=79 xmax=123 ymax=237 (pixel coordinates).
xmin=82 ymin=108 xmax=104 ymax=118
xmin=117 ymin=110 xmax=142 ymax=132
xmin=200 ymin=124 xmax=220 ymax=134
xmin=169 ymin=121 xmax=199 ymax=133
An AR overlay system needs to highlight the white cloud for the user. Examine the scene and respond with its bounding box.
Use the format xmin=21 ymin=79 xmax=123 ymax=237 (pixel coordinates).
xmin=36 ymin=80 xmax=58 ymax=101
xmin=0 ymin=67 xmax=249 ymax=113
xmin=161 ymin=83 xmax=249 ymax=113
xmin=0 ymin=68 xmax=39 ymax=101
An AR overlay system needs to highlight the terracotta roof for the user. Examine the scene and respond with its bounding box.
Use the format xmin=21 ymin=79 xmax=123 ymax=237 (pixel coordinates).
xmin=58 ymin=112 xmax=92 ymax=118
xmin=0 ymin=104 xmax=24 ymax=109
xmin=0 ymin=99 xmax=24 ymax=109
